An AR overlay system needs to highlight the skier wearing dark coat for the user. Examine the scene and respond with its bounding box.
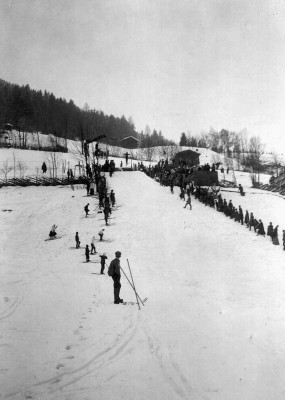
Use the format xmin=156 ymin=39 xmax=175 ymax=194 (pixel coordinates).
xmin=238 ymin=206 xmax=244 ymax=225
xmin=84 ymin=203 xmax=90 ymax=217
xmin=282 ymin=230 xmax=285 ymax=250
xmin=75 ymin=232 xmax=80 ymax=248
xmin=99 ymin=253 xmax=108 ymax=274
xmin=109 ymin=251 xmax=123 ymax=304
xmin=85 ymin=245 xmax=90 ymax=262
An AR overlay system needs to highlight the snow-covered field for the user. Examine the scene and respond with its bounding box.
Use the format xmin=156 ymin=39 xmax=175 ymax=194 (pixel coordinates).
xmin=1 ymin=168 xmax=285 ymax=400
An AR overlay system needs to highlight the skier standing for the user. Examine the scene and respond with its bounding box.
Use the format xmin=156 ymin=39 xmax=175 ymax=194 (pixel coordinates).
xmin=49 ymin=224 xmax=57 ymax=239
xmin=98 ymin=228 xmax=105 ymax=241
xmin=184 ymin=195 xmax=192 ymax=210
xmin=75 ymin=232 xmax=80 ymax=248
xmin=110 ymin=190 xmax=116 ymax=207
xmin=84 ymin=203 xmax=90 ymax=218
xmin=109 ymin=251 xmax=123 ymax=304
xmin=99 ymin=253 xmax=108 ymax=274
xmin=90 ymin=236 xmax=96 ymax=254
xmin=85 ymin=245 xmax=90 ymax=262
xmin=282 ymin=230 xmax=285 ymax=250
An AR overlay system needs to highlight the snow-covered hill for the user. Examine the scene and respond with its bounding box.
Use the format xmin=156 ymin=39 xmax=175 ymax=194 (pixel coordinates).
xmin=1 ymin=170 xmax=285 ymax=399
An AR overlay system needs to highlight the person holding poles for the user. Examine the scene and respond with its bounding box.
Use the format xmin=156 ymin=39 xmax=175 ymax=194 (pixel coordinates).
xmin=184 ymin=195 xmax=192 ymax=210
xmin=109 ymin=251 xmax=123 ymax=304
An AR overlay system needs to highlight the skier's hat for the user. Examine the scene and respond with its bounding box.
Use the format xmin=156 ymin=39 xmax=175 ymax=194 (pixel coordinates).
xmin=115 ymin=251 xmax=121 ymax=257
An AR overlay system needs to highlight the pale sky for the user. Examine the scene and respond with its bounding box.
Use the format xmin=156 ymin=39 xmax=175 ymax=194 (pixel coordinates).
xmin=1 ymin=0 xmax=285 ymax=152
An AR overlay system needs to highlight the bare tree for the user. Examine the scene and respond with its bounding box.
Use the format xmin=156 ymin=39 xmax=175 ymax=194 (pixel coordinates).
xmin=244 ymin=136 xmax=265 ymax=185
xmin=271 ymin=152 xmax=283 ymax=177
xmin=1 ymin=160 xmax=13 ymax=182
xmin=17 ymin=161 xmax=28 ymax=178
xmin=45 ymin=152 xmax=62 ymax=178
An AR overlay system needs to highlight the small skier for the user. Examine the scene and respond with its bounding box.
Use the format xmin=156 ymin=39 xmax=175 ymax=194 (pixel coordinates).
xmin=42 ymin=162 xmax=47 ymax=174
xmin=110 ymin=190 xmax=116 ymax=207
xmin=99 ymin=253 xmax=108 ymax=274
xmin=84 ymin=203 xmax=90 ymax=218
xmin=184 ymin=195 xmax=192 ymax=210
xmin=49 ymin=224 xmax=57 ymax=239
xmin=85 ymin=245 xmax=90 ymax=262
xmin=282 ymin=230 xmax=285 ymax=250
xmin=90 ymin=236 xmax=96 ymax=254
xmin=75 ymin=232 xmax=80 ymax=248
xmin=109 ymin=251 xmax=123 ymax=304
xmin=103 ymin=204 xmax=112 ymax=225
xmin=238 ymin=184 xmax=245 ymax=196
xmin=98 ymin=228 xmax=105 ymax=241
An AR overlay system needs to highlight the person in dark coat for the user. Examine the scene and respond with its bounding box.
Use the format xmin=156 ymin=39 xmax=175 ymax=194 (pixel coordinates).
xmin=282 ymin=230 xmax=285 ymax=250
xmin=272 ymin=225 xmax=279 ymax=245
xmin=238 ymin=184 xmax=245 ymax=196
xmin=85 ymin=245 xmax=90 ymax=262
xmin=238 ymin=206 xmax=244 ymax=225
xmin=248 ymin=213 xmax=255 ymax=230
xmin=256 ymin=220 xmax=265 ymax=236
xmin=244 ymin=210 xmax=249 ymax=226
xmin=103 ymin=204 xmax=112 ymax=225
xmin=267 ymin=222 xmax=274 ymax=240
xmin=84 ymin=203 xmax=89 ymax=217
xmin=109 ymin=251 xmax=123 ymax=304
xmin=99 ymin=253 xmax=108 ymax=274
xmin=42 ymin=162 xmax=47 ymax=174
xmin=75 ymin=232 xmax=80 ymax=248
xmin=110 ymin=190 xmax=116 ymax=207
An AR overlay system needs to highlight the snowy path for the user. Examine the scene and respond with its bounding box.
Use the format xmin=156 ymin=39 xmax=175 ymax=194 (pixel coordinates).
xmin=1 ymin=172 xmax=285 ymax=399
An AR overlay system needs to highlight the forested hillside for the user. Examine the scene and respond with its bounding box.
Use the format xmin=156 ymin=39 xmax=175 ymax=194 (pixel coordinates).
xmin=0 ymin=79 xmax=174 ymax=147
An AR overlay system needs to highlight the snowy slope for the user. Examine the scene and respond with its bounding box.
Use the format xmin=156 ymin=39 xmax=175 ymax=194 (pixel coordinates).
xmin=1 ymin=171 xmax=285 ymax=399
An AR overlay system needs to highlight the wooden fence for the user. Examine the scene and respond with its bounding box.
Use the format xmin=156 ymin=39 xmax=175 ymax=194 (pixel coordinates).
xmin=0 ymin=176 xmax=87 ymax=188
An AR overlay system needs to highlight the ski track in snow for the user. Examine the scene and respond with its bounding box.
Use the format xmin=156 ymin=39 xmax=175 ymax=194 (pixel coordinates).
xmin=1 ymin=172 xmax=285 ymax=399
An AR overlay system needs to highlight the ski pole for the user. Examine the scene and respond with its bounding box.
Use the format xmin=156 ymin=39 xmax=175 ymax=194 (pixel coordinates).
xmin=127 ymin=259 xmax=140 ymax=310
xmin=120 ymin=267 xmax=145 ymax=306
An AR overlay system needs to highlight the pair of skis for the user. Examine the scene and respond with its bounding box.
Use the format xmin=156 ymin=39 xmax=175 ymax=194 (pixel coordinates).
xmin=121 ymin=259 xmax=147 ymax=310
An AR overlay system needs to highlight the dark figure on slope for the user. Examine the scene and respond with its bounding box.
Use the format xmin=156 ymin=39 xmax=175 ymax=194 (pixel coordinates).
xmin=108 ymin=251 xmax=123 ymax=304
xmin=238 ymin=184 xmax=245 ymax=196
xmin=75 ymin=232 xmax=80 ymax=248
xmin=184 ymin=195 xmax=192 ymax=210
xmin=42 ymin=162 xmax=47 ymax=174
xmin=100 ymin=253 xmax=108 ymax=274
xmin=103 ymin=204 xmax=112 ymax=225
xmin=272 ymin=225 xmax=279 ymax=245
xmin=49 ymin=224 xmax=57 ymax=239
xmin=85 ymin=245 xmax=90 ymax=262
xmin=267 ymin=222 xmax=274 ymax=240
xmin=256 ymin=220 xmax=265 ymax=236
xmin=90 ymin=236 xmax=96 ymax=254
xmin=110 ymin=190 xmax=116 ymax=207
xmin=244 ymin=210 xmax=249 ymax=226
xmin=283 ymin=230 xmax=285 ymax=250
xmin=98 ymin=228 xmax=105 ymax=241
xmin=84 ymin=203 xmax=90 ymax=218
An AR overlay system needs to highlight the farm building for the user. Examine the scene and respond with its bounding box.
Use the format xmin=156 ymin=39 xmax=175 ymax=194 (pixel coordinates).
xmin=174 ymin=149 xmax=200 ymax=166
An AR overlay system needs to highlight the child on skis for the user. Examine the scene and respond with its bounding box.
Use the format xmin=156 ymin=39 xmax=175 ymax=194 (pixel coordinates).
xmin=99 ymin=253 xmax=108 ymax=274
xmin=84 ymin=203 xmax=90 ymax=217
xmin=184 ymin=195 xmax=192 ymax=210
xmin=75 ymin=232 xmax=80 ymax=248
xmin=98 ymin=228 xmax=105 ymax=241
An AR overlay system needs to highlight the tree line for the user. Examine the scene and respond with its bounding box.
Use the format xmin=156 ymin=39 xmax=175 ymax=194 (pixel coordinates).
xmin=0 ymin=79 xmax=173 ymax=149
